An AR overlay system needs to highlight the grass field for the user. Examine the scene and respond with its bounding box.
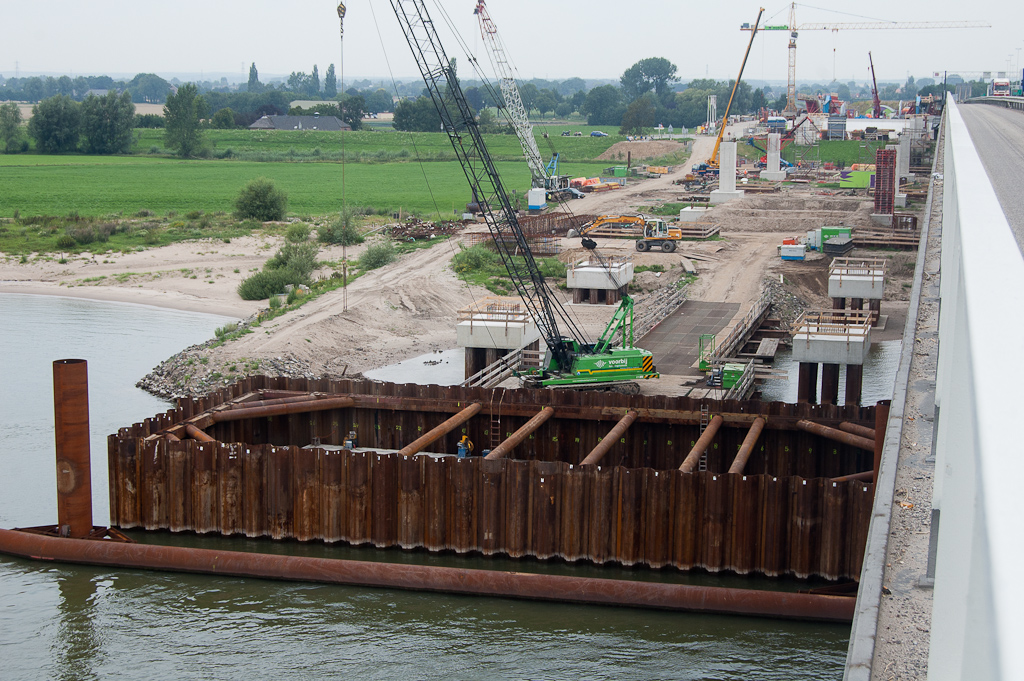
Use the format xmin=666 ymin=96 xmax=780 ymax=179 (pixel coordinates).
xmin=0 ymin=155 xmax=611 ymax=218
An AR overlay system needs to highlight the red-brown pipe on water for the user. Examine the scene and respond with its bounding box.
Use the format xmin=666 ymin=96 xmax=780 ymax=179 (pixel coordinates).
xmin=53 ymin=359 xmax=93 ymax=538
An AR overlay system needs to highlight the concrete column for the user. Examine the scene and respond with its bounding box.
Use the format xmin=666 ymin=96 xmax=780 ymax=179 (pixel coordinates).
xmin=760 ymin=133 xmax=787 ymax=181
xmin=797 ymin=362 xmax=818 ymax=404
xmin=719 ymin=141 xmax=737 ymax=192
xmin=869 ymin=299 xmax=881 ymax=326
xmin=820 ymin=364 xmax=841 ymax=405
xmin=845 ymin=364 xmax=864 ymax=406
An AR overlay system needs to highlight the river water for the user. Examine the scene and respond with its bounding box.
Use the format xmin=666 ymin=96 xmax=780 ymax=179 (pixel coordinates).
xmin=0 ymin=293 xmax=850 ymax=680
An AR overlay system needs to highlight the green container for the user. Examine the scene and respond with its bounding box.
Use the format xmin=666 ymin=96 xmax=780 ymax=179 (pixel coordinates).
xmin=611 ymin=166 xmax=628 ymax=177
xmin=821 ymin=226 xmax=852 ymax=241
xmin=722 ymin=362 xmax=746 ymax=389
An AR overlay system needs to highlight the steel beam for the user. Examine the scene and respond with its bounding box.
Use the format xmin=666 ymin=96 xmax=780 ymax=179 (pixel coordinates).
xmin=484 ymin=407 xmax=555 ymax=460
xmin=796 ymin=419 xmax=875 ymax=451
xmin=679 ymin=415 xmax=723 ymax=472
xmin=580 ymin=410 xmax=638 ymax=466
xmin=0 ymin=528 xmax=856 ymax=622
xmin=728 ymin=417 xmax=766 ymax=474
xmin=398 ymin=403 xmax=482 ymax=457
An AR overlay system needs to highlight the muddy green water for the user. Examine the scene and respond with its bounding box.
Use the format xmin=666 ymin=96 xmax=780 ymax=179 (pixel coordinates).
xmin=0 ymin=293 xmax=850 ymax=680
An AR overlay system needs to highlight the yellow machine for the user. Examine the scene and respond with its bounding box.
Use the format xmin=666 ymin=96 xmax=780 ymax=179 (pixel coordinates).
xmin=580 ymin=214 xmax=684 ymax=253
xmin=636 ymin=221 xmax=685 ymax=253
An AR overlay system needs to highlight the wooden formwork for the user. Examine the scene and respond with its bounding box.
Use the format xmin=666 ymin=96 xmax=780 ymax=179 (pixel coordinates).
xmin=110 ymin=377 xmax=879 ymax=581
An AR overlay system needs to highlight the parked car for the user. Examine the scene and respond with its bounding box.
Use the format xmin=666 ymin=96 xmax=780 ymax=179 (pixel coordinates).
xmin=590 ymin=130 xmax=609 ymax=137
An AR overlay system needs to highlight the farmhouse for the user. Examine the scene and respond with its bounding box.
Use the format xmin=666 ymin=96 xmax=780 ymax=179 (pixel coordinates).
xmin=249 ymin=114 xmax=350 ymax=131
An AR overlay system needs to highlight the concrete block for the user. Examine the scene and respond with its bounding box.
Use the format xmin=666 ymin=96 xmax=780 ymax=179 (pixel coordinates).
xmin=678 ymin=206 xmax=711 ymax=223
xmin=457 ymin=319 xmax=540 ymax=351
xmin=759 ymin=170 xmax=787 ymax=181
xmin=895 ymin=194 xmax=907 ymax=208
xmin=828 ymin=273 xmax=884 ymax=300
xmin=709 ymin=189 xmax=744 ymax=204
xmin=792 ymin=331 xmax=871 ymax=365
xmin=566 ymin=260 xmax=633 ymax=290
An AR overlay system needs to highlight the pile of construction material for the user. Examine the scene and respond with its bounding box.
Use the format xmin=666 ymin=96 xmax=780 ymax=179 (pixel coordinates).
xmin=388 ymin=218 xmax=464 ymax=241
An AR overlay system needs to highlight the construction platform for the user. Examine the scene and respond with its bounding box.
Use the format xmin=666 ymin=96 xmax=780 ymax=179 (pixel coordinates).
xmin=638 ymin=301 xmax=741 ymax=375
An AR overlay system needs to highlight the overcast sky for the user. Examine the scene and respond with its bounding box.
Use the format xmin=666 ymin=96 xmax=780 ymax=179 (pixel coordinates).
xmin=1 ymin=0 xmax=1019 ymax=86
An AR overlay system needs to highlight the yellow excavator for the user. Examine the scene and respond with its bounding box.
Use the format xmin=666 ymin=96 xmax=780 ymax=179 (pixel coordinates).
xmin=578 ymin=214 xmax=683 ymax=253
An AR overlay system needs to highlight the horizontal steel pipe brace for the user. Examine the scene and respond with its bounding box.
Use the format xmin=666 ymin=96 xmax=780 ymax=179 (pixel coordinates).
xmin=795 ymin=420 xmax=875 ymax=452
xmin=728 ymin=417 xmax=766 ymax=475
xmin=0 ymin=529 xmax=855 ymax=622
xmin=831 ymin=470 xmax=874 ymax=482
xmin=211 ymin=396 xmax=355 ymax=423
xmin=839 ymin=422 xmax=876 ymax=440
xmin=580 ymin=410 xmax=638 ymax=466
xmin=397 ymin=403 xmax=482 ymax=457
xmin=185 ymin=424 xmax=216 ymax=443
xmin=680 ymin=415 xmax=724 ymax=473
xmin=225 ymin=394 xmax=342 ymax=410
xmin=485 ymin=407 xmax=555 ymax=460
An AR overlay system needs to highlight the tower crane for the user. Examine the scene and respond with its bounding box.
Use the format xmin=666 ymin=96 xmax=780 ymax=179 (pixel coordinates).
xmin=390 ymin=0 xmax=658 ymax=391
xmin=473 ymin=1 xmax=570 ymax=198
xmin=742 ymin=3 xmax=990 ymax=115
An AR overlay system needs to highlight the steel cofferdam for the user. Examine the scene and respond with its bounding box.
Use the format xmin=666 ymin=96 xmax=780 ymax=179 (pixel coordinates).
xmin=0 ymin=528 xmax=854 ymax=622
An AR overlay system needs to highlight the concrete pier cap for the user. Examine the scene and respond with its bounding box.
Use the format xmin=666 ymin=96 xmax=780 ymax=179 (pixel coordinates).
xmin=791 ymin=310 xmax=873 ymax=365
xmin=456 ymin=297 xmax=540 ymax=351
xmin=828 ymin=257 xmax=887 ymax=300
xmin=566 ymin=256 xmax=634 ymax=291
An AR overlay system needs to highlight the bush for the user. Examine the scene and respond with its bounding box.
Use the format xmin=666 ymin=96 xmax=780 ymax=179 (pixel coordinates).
xmin=186 ymin=210 xmax=203 ymax=220
xmin=264 ymin=241 xmax=319 ymax=280
xmin=451 ymin=244 xmax=499 ymax=273
xmin=318 ymin=214 xmax=364 ymax=246
xmin=55 ymin=234 xmax=76 ymax=250
xmin=285 ymin=223 xmax=311 ymax=243
xmin=359 ymin=239 xmax=397 ymax=270
xmin=213 ymin=322 xmax=238 ymax=339
xmin=237 ymin=269 xmax=296 ymax=300
xmin=234 ymin=177 xmax=288 ymax=222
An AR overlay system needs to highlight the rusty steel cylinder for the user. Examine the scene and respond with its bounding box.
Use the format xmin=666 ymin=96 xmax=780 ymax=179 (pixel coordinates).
xmin=52 ymin=359 xmax=93 ymax=538
xmin=580 ymin=410 xmax=638 ymax=466
xmin=679 ymin=415 xmax=723 ymax=473
xmin=485 ymin=407 xmax=555 ymax=460
xmin=212 ymin=396 xmax=354 ymax=423
xmin=185 ymin=424 xmax=216 ymax=443
xmin=398 ymin=403 xmax=482 ymax=457
xmin=728 ymin=417 xmax=766 ymax=475
xmin=0 ymin=528 xmax=855 ymax=622
xmin=839 ymin=422 xmax=876 ymax=441
xmin=796 ymin=419 xmax=874 ymax=452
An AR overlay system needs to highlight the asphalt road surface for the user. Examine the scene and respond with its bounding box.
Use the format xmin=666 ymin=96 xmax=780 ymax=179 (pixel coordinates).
xmin=958 ymin=103 xmax=1024 ymax=255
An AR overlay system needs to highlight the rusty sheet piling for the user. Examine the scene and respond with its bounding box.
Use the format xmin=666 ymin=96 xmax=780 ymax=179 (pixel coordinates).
xmin=873 ymin=399 xmax=891 ymax=487
xmin=53 ymin=359 xmax=93 ymax=538
xmin=0 ymin=528 xmax=855 ymax=622
xmin=580 ymin=410 xmax=638 ymax=466
xmin=679 ymin=415 xmax=723 ymax=472
xmin=398 ymin=403 xmax=482 ymax=457
xmin=485 ymin=407 xmax=555 ymax=460
xmin=796 ymin=419 xmax=874 ymax=451
xmin=728 ymin=417 xmax=766 ymax=475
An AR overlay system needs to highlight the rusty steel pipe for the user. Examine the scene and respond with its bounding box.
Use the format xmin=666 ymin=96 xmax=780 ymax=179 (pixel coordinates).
xmin=0 ymin=529 xmax=855 ymax=622
xmin=795 ymin=420 xmax=875 ymax=452
xmin=211 ymin=396 xmax=355 ymax=423
xmin=185 ymin=424 xmax=216 ymax=443
xmin=839 ymin=422 xmax=876 ymax=441
xmin=53 ymin=359 xmax=93 ymax=538
xmin=874 ymin=400 xmax=891 ymax=488
xmin=225 ymin=394 xmax=335 ymax=410
xmin=679 ymin=414 xmax=723 ymax=473
xmin=485 ymin=407 xmax=555 ymax=460
xmin=831 ymin=470 xmax=874 ymax=483
xmin=580 ymin=410 xmax=638 ymax=466
xmin=727 ymin=417 xmax=766 ymax=475
xmin=398 ymin=403 xmax=482 ymax=457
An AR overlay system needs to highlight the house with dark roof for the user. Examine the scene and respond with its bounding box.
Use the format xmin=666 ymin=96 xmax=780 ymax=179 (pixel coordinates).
xmin=248 ymin=114 xmax=350 ymax=131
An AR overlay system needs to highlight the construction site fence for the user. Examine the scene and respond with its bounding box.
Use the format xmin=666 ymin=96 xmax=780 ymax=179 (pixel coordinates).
xmin=716 ymin=289 xmax=772 ymax=360
xmin=109 ymin=438 xmax=872 ymax=581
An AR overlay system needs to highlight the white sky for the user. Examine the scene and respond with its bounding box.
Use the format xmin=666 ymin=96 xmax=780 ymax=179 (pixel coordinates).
xmin=1 ymin=0 xmax=1019 ymax=86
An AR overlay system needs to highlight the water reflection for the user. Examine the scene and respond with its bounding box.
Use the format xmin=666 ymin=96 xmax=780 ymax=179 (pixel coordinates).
xmin=759 ymin=340 xmax=902 ymax=404
xmin=53 ymin=570 xmax=102 ymax=681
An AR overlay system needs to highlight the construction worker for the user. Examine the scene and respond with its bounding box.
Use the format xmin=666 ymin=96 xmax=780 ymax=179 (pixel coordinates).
xmin=457 ymin=435 xmax=474 ymax=458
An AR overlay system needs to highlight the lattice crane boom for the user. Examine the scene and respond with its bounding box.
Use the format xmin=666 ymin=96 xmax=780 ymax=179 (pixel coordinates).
xmin=473 ymin=1 xmax=547 ymax=188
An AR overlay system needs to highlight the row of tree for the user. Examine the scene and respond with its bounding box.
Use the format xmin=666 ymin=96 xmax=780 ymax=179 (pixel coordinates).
xmin=0 ymin=85 xmax=207 ymax=157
